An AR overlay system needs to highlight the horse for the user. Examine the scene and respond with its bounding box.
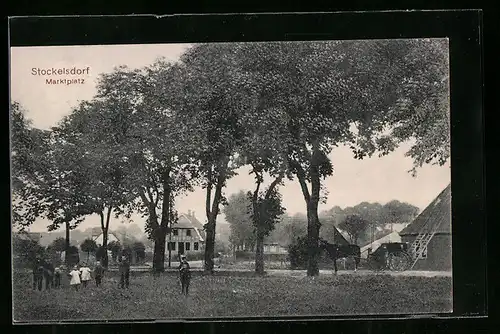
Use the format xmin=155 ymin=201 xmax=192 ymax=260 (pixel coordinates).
xmin=318 ymin=238 xmax=361 ymax=275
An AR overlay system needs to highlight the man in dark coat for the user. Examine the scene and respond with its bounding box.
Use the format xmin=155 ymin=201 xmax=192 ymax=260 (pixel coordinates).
xmin=118 ymin=255 xmax=130 ymax=289
xmin=32 ymin=256 xmax=44 ymax=291
xmin=43 ymin=261 xmax=54 ymax=290
xmin=94 ymin=261 xmax=105 ymax=287
xmin=178 ymin=255 xmax=191 ymax=296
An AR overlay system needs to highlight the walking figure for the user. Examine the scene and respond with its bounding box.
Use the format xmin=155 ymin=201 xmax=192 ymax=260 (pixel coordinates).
xmin=94 ymin=261 xmax=104 ymax=287
xmin=118 ymin=255 xmax=130 ymax=289
xmin=69 ymin=265 xmax=81 ymax=291
xmin=178 ymin=255 xmax=191 ymax=296
xmin=79 ymin=263 xmax=92 ymax=288
xmin=53 ymin=266 xmax=62 ymax=288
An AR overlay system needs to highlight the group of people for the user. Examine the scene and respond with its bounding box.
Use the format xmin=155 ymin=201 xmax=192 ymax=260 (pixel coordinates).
xmin=32 ymin=256 xmax=106 ymax=291
xmin=31 ymin=254 xmax=191 ymax=295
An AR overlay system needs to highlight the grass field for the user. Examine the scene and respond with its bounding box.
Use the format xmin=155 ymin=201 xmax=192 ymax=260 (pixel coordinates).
xmin=12 ymin=271 xmax=452 ymax=321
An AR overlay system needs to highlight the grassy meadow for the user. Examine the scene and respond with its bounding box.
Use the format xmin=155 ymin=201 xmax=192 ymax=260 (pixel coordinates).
xmin=12 ymin=270 xmax=452 ymax=321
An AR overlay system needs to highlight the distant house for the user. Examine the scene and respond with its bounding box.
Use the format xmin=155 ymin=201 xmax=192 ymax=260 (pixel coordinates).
xmin=263 ymin=242 xmax=288 ymax=254
xmin=92 ymin=232 xmax=120 ymax=246
xmin=15 ymin=231 xmax=42 ymax=243
xmin=399 ymin=184 xmax=452 ymax=271
xmin=167 ymin=210 xmax=205 ymax=255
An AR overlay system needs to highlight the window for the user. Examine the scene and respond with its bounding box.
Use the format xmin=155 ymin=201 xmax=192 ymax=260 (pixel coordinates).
xmin=185 ymin=242 xmax=191 ymax=251
xmin=194 ymin=242 xmax=199 ymax=251
xmin=168 ymin=242 xmax=176 ymax=251
xmin=186 ymin=229 xmax=192 ymax=237
xmin=172 ymin=229 xmax=178 ymax=236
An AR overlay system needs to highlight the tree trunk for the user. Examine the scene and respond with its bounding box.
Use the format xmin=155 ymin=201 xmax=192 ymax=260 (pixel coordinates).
xmin=64 ymin=221 xmax=70 ymax=265
xmin=153 ymin=230 xmax=167 ymax=272
xmin=306 ymin=201 xmax=321 ymax=276
xmin=100 ymin=206 xmax=112 ymax=268
xmin=255 ymin=231 xmax=265 ymax=275
xmin=204 ymin=218 xmax=216 ymax=273
xmin=204 ymin=159 xmax=229 ymax=273
xmin=306 ymin=146 xmax=322 ymax=277
xmin=153 ymin=168 xmax=172 ymax=273
xmin=168 ymin=232 xmax=172 ymax=268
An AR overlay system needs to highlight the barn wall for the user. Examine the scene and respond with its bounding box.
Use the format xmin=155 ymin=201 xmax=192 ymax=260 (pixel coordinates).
xmin=401 ymin=234 xmax=452 ymax=271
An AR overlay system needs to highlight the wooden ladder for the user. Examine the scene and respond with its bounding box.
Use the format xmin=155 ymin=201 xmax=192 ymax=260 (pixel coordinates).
xmin=408 ymin=211 xmax=444 ymax=270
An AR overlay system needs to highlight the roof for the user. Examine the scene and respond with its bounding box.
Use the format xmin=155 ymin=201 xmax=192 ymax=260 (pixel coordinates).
xmin=399 ymin=184 xmax=451 ymax=236
xmin=175 ymin=212 xmax=206 ymax=241
xmin=92 ymin=232 xmax=120 ymax=245
xmin=360 ymin=231 xmax=401 ymax=257
xmin=16 ymin=231 xmax=42 ymax=242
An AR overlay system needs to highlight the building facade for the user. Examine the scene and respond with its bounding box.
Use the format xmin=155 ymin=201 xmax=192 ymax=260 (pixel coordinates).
xmin=167 ymin=211 xmax=205 ymax=255
xmin=399 ymin=184 xmax=452 ymax=271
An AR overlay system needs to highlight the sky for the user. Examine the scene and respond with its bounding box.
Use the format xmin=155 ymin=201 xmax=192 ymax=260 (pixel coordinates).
xmin=10 ymin=43 xmax=451 ymax=233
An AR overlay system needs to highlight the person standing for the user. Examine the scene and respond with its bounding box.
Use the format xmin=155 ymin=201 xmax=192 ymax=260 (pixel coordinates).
xmin=178 ymin=255 xmax=191 ymax=296
xmin=43 ymin=261 xmax=54 ymax=290
xmin=68 ymin=265 xmax=81 ymax=291
xmin=32 ymin=256 xmax=44 ymax=291
xmin=94 ymin=261 xmax=104 ymax=287
xmin=53 ymin=266 xmax=62 ymax=288
xmin=118 ymin=255 xmax=130 ymax=289
xmin=79 ymin=263 xmax=92 ymax=288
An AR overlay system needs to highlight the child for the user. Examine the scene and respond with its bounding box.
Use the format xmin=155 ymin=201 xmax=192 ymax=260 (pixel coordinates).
xmin=94 ymin=261 xmax=104 ymax=287
xmin=53 ymin=266 xmax=62 ymax=288
xmin=79 ymin=263 xmax=92 ymax=288
xmin=178 ymin=255 xmax=191 ymax=296
xmin=68 ymin=265 xmax=81 ymax=291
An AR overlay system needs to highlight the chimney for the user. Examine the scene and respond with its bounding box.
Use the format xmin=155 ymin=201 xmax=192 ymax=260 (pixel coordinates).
xmin=192 ymin=211 xmax=195 ymax=218
xmin=188 ymin=210 xmax=192 ymax=217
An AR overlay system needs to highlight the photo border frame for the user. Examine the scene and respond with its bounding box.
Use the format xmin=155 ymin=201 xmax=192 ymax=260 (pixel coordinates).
xmin=7 ymin=9 xmax=486 ymax=330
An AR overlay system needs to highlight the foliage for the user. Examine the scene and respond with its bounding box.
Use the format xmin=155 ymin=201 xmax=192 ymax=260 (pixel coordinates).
xmin=223 ymin=191 xmax=255 ymax=250
xmin=80 ymin=238 xmax=98 ymax=254
xmin=287 ymin=236 xmax=310 ymax=269
xmin=49 ymin=237 xmax=67 ymax=253
xmin=338 ymin=215 xmax=369 ymax=245
xmin=12 ymin=235 xmax=46 ymax=267
xmin=108 ymin=241 xmax=122 ymax=262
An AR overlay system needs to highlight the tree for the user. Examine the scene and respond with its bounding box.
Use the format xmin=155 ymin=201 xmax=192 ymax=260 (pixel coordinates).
xmin=132 ymin=241 xmax=146 ymax=263
xmin=11 ymin=102 xmax=96 ymax=261
xmin=383 ymin=200 xmax=420 ymax=229
xmin=231 ymin=39 xmax=449 ymax=276
xmin=176 ymin=44 xmax=250 ymax=273
xmin=96 ymin=62 xmax=200 ymax=272
xmin=108 ymin=240 xmax=122 ymax=263
xmin=223 ymin=191 xmax=255 ymax=251
xmin=80 ymin=238 xmax=98 ymax=262
xmin=54 ymin=96 xmax=138 ymax=268
xmin=248 ymin=187 xmax=286 ymax=274
xmin=12 ymin=234 xmax=46 ymax=268
xmin=339 ymin=215 xmax=369 ymax=245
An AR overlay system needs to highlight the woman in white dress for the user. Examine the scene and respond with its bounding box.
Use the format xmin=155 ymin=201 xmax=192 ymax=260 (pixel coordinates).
xmin=79 ymin=263 xmax=92 ymax=288
xmin=68 ymin=265 xmax=81 ymax=291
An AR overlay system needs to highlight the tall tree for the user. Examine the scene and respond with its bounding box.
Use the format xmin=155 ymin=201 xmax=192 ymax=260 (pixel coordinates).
xmin=80 ymin=238 xmax=98 ymax=262
xmin=11 ymin=102 xmax=96 ymax=259
xmin=223 ymin=191 xmax=255 ymax=251
xmin=55 ymin=98 xmax=136 ymax=267
xmin=176 ymin=44 xmax=248 ymax=272
xmin=112 ymin=61 xmax=200 ymax=272
xmin=232 ymin=39 xmax=449 ymax=276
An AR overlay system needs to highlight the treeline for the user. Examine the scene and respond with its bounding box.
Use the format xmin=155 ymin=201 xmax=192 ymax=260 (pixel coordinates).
xmin=224 ymin=190 xmax=419 ymax=249
xmin=11 ymin=40 xmax=449 ymax=276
